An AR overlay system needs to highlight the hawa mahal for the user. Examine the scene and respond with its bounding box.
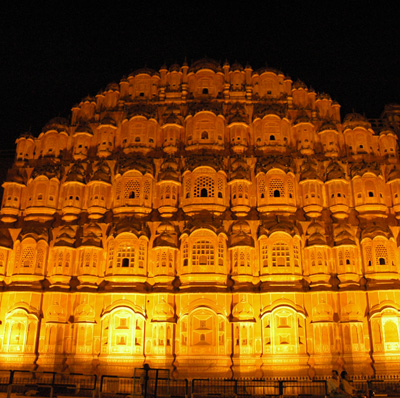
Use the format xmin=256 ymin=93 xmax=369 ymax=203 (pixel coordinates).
xmin=1 ymin=58 xmax=400 ymax=378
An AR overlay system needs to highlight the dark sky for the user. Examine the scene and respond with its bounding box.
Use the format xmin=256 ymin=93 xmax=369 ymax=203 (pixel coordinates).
xmin=1 ymin=3 xmax=399 ymax=152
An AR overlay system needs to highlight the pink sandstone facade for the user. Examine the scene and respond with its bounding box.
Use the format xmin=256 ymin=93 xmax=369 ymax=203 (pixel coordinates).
xmin=1 ymin=58 xmax=400 ymax=378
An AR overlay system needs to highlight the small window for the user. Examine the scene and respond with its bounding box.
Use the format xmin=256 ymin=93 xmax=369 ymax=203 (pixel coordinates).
xmin=200 ymin=188 xmax=208 ymax=197
xmin=274 ymin=190 xmax=281 ymax=198
xmin=202 ymin=88 xmax=208 ymax=94
xmin=122 ymin=258 xmax=130 ymax=267
xmin=270 ymin=135 xmax=275 ymax=141
xmin=368 ymin=191 xmax=374 ymax=197
xmin=379 ymin=258 xmax=386 ymax=265
xmin=201 ymin=131 xmax=209 ymax=140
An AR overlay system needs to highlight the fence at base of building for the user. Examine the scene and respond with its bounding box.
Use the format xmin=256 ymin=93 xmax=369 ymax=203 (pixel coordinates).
xmin=1 ymin=369 xmax=400 ymax=398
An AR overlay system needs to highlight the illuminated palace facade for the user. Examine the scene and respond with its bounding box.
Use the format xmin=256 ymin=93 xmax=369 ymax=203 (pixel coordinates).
xmin=2 ymin=58 xmax=400 ymax=379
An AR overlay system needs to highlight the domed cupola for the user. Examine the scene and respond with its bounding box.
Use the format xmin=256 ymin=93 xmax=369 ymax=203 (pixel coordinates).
xmin=360 ymin=223 xmax=399 ymax=285
xmin=187 ymin=58 xmax=224 ymax=99
xmin=185 ymin=106 xmax=225 ymax=152
xmin=11 ymin=223 xmax=49 ymax=285
xmin=1 ymin=167 xmax=26 ymax=223
xmin=113 ymin=156 xmax=154 ymax=217
xmin=350 ymin=161 xmax=389 ymax=219
xmin=157 ymin=157 xmax=181 ymax=218
xmin=299 ymin=159 xmax=324 ymax=218
xmin=303 ymin=222 xmax=333 ymax=288
xmin=15 ymin=132 xmax=35 ymax=166
xmin=161 ymin=106 xmax=183 ymax=154
xmin=105 ymin=217 xmax=149 ymax=286
xmin=325 ymin=161 xmax=351 ymax=220
xmin=151 ymin=222 xmax=178 ymax=287
xmin=229 ymin=157 xmax=252 ymax=217
xmin=87 ymin=160 xmax=112 ymax=220
xmin=0 ymin=227 xmax=13 ymax=282
xmin=333 ymin=223 xmax=361 ymax=288
xmin=293 ymin=112 xmax=316 ymax=155
xmin=61 ymin=162 xmax=87 ymax=222
xmin=343 ymin=113 xmax=377 ymax=160
xmin=48 ymin=224 xmax=77 ymax=288
xmin=181 ymin=154 xmax=227 ymax=216
xmin=379 ymin=128 xmax=398 ymax=162
xmin=318 ymin=120 xmax=341 ymax=157
xmin=255 ymin=156 xmax=297 ymax=215
xmin=25 ymin=163 xmax=61 ymax=222
xmin=96 ymin=115 xmax=116 ymax=157
xmin=258 ymin=218 xmax=303 ymax=288
xmin=227 ymin=103 xmax=250 ymax=154
xmin=76 ymin=222 xmax=103 ymax=288
xmin=178 ymin=218 xmax=228 ymax=288
xmin=388 ymin=165 xmax=400 ymax=219
xmin=229 ymin=221 xmax=255 ymax=285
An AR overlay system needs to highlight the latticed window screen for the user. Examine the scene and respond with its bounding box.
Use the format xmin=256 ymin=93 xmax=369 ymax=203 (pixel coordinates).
xmin=138 ymin=244 xmax=145 ymax=268
xmin=375 ymin=244 xmax=388 ymax=266
xmin=21 ymin=246 xmax=35 ymax=268
xmin=269 ymin=178 xmax=285 ymax=197
xmin=143 ymin=180 xmax=151 ymax=199
xmin=217 ymin=177 xmax=223 ymax=192
xmin=124 ymin=180 xmax=140 ymax=199
xmin=192 ymin=240 xmax=214 ymax=266
xmin=272 ymin=243 xmax=290 ymax=267
xmin=57 ymin=252 xmax=63 ymax=268
xmin=218 ymin=240 xmax=224 ymax=266
xmin=261 ymin=244 xmax=268 ymax=267
xmin=116 ymin=243 xmax=135 ymax=267
xmin=365 ymin=246 xmax=373 ymax=266
xmin=0 ymin=252 xmax=6 ymax=267
xmin=194 ymin=176 xmax=214 ymax=198
xmin=183 ymin=243 xmax=188 ymax=266
xmin=293 ymin=243 xmax=300 ymax=267
xmin=108 ymin=242 xmax=114 ymax=268
xmin=185 ymin=179 xmax=191 ymax=198
xmin=287 ymin=179 xmax=294 ymax=197
xmin=259 ymin=178 xmax=265 ymax=197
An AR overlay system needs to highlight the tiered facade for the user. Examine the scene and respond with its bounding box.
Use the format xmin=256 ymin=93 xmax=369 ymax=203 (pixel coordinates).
xmin=1 ymin=58 xmax=400 ymax=378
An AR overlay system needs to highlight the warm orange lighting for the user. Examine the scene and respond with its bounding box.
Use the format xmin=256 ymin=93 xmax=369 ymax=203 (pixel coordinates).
xmin=1 ymin=59 xmax=400 ymax=378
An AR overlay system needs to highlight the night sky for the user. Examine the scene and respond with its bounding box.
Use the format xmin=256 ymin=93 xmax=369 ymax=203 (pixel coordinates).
xmin=1 ymin=3 xmax=400 ymax=152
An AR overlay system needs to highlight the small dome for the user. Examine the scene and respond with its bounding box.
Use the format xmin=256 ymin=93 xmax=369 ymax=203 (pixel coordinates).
xmin=293 ymin=79 xmax=307 ymax=90
xmin=232 ymin=299 xmax=255 ymax=321
xmin=300 ymin=159 xmax=320 ymax=181
xmin=153 ymin=222 xmax=178 ymax=248
xmin=361 ymin=224 xmax=393 ymax=240
xmin=158 ymin=157 xmax=180 ymax=182
xmin=230 ymin=158 xmax=250 ymax=181
xmin=325 ymin=161 xmax=346 ymax=181
xmin=54 ymin=224 xmax=77 ymax=247
xmin=105 ymin=82 xmax=119 ymax=91
xmin=189 ymin=58 xmax=222 ymax=73
xmin=306 ymin=222 xmax=327 ymax=246
xmin=153 ymin=299 xmax=175 ymax=321
xmin=169 ymin=63 xmax=181 ymax=72
xmin=0 ymin=227 xmax=13 ymax=249
xmin=318 ymin=120 xmax=338 ymax=132
xmin=66 ymin=162 xmax=86 ymax=183
xmin=334 ymin=224 xmax=356 ymax=246
xmin=80 ymin=222 xmax=103 ymax=247
xmin=91 ymin=160 xmax=112 ymax=183
xmin=229 ymin=221 xmax=254 ymax=248
xmin=42 ymin=117 xmax=69 ymax=133
xmin=343 ymin=113 xmax=371 ymax=130
xmin=388 ymin=166 xmax=400 ymax=181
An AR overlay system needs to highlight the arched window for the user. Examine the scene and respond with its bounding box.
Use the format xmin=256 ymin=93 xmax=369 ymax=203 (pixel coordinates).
xmin=194 ymin=176 xmax=214 ymax=198
xmin=272 ymin=243 xmax=290 ymax=267
xmin=192 ymin=240 xmax=214 ymax=267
